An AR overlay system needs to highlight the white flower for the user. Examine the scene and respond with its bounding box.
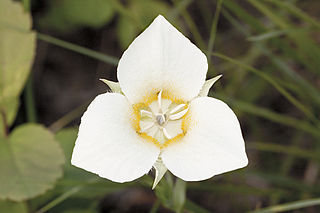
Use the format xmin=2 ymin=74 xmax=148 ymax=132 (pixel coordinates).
xmin=71 ymin=15 xmax=248 ymax=186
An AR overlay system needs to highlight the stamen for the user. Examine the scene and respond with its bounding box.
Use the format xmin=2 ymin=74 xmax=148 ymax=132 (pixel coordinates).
xmin=158 ymin=90 xmax=163 ymax=110
xmin=169 ymin=104 xmax=186 ymax=114
xmin=141 ymin=123 xmax=155 ymax=132
xmin=169 ymin=108 xmax=189 ymax=120
xmin=140 ymin=110 xmax=153 ymax=118
xmin=162 ymin=128 xmax=172 ymax=139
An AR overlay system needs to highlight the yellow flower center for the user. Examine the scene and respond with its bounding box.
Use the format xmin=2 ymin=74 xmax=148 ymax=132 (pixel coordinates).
xmin=132 ymin=90 xmax=190 ymax=149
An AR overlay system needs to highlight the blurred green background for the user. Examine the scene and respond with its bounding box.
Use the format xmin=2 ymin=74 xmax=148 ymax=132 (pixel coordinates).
xmin=0 ymin=0 xmax=320 ymax=212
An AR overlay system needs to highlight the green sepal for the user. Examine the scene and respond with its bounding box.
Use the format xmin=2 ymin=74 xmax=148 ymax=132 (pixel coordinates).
xmin=198 ymin=74 xmax=222 ymax=97
xmin=99 ymin=79 xmax=123 ymax=94
xmin=152 ymin=158 xmax=168 ymax=189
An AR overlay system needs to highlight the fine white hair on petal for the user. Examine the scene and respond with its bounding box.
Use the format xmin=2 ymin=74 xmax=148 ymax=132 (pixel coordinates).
xmin=162 ymin=97 xmax=248 ymax=181
xmin=117 ymin=15 xmax=208 ymax=104
xmin=71 ymin=93 xmax=160 ymax=183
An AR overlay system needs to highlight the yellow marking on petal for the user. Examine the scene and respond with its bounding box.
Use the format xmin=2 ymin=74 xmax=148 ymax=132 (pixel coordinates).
xmin=161 ymin=133 xmax=185 ymax=148
xmin=181 ymin=110 xmax=191 ymax=133
xmin=139 ymin=132 xmax=161 ymax=147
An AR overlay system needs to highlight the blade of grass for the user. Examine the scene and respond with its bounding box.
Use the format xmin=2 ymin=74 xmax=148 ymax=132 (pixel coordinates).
xmin=184 ymin=199 xmax=211 ymax=213
xmin=264 ymin=0 xmax=320 ymax=29
xmin=207 ymin=0 xmax=223 ymax=65
xmin=35 ymin=186 xmax=82 ymax=213
xmin=246 ymin=172 xmax=319 ymax=194
xmin=189 ymin=182 xmax=289 ymax=197
xmin=258 ymin=46 xmax=320 ymax=106
xmin=35 ymin=178 xmax=99 ymax=213
xmin=172 ymin=0 xmax=206 ymax=50
xmin=167 ymin=0 xmax=193 ymax=20
xmin=247 ymin=141 xmax=320 ymax=160
xmin=208 ymin=52 xmax=316 ymax=121
xmin=247 ymin=28 xmax=312 ymax=41
xmin=223 ymin=1 xmax=320 ymax=81
xmin=49 ymin=100 xmax=91 ymax=133
xmin=37 ymin=33 xmax=119 ymax=66
xmin=223 ymin=0 xmax=265 ymax=32
xmin=214 ymin=93 xmax=320 ymax=138
xmin=249 ymin=197 xmax=320 ymax=213
xmin=221 ymin=8 xmax=320 ymax=107
xmin=248 ymin=0 xmax=320 ymax=75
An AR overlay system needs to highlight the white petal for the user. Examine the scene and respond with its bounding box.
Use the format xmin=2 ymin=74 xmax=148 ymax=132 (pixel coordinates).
xmin=71 ymin=93 xmax=160 ymax=183
xmin=162 ymin=97 xmax=248 ymax=181
xmin=117 ymin=15 xmax=208 ymax=103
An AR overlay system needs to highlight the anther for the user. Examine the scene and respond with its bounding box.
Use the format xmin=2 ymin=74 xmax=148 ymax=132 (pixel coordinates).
xmin=140 ymin=110 xmax=153 ymax=118
xmin=169 ymin=108 xmax=189 ymax=120
xmin=170 ymin=104 xmax=186 ymax=114
xmin=157 ymin=90 xmax=163 ymax=111
xmin=162 ymin=128 xmax=172 ymax=139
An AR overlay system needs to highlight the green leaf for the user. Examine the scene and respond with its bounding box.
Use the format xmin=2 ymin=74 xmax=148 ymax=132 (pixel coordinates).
xmin=198 ymin=75 xmax=222 ymax=97
xmin=0 ymin=0 xmax=36 ymax=130
xmin=40 ymin=0 xmax=114 ymax=31
xmin=0 ymin=124 xmax=65 ymax=201
xmin=99 ymin=79 xmax=122 ymax=94
xmin=0 ymin=200 xmax=27 ymax=213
